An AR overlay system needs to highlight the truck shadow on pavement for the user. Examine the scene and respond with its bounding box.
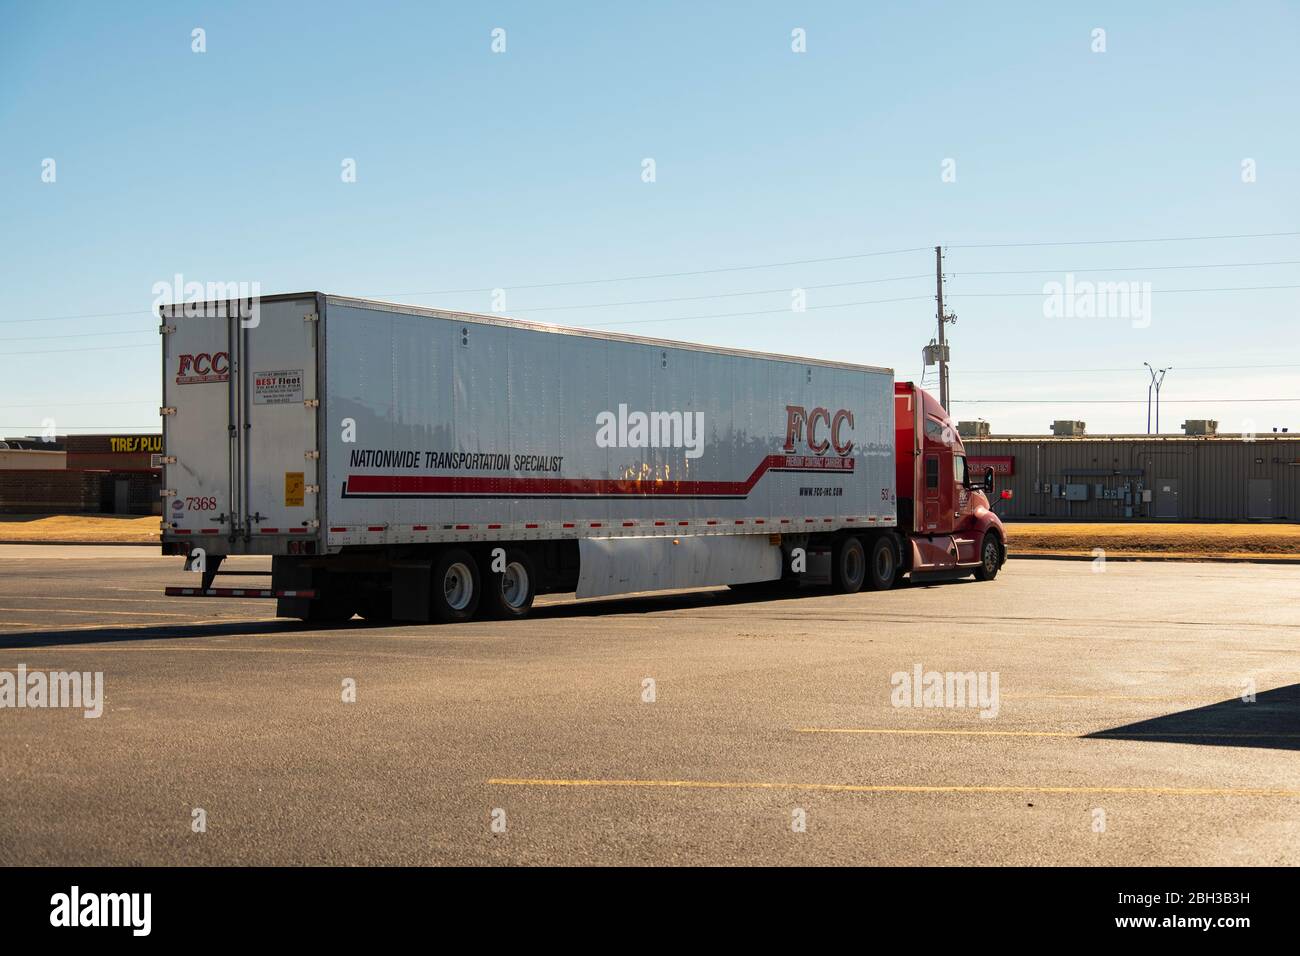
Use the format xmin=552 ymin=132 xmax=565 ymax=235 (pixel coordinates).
xmin=1084 ymin=684 xmax=1300 ymax=752
xmin=0 ymin=619 xmax=356 ymax=649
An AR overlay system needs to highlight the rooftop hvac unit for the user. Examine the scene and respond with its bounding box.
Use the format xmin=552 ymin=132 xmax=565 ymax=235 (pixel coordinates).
xmin=1182 ymin=419 xmax=1218 ymax=436
xmin=1051 ymin=420 xmax=1086 ymax=437
xmin=957 ymin=420 xmax=990 ymax=438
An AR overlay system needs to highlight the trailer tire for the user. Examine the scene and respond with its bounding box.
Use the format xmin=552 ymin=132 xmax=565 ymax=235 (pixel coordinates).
xmin=431 ymin=549 xmax=481 ymax=622
xmin=973 ymin=533 xmax=1002 ymax=581
xmin=832 ymin=536 xmax=867 ymax=594
xmin=866 ymin=535 xmax=898 ymax=591
xmin=483 ymin=549 xmax=536 ymax=619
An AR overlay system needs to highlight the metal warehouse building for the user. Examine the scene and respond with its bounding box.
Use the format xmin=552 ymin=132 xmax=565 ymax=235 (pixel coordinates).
xmin=963 ymin=432 xmax=1299 ymax=522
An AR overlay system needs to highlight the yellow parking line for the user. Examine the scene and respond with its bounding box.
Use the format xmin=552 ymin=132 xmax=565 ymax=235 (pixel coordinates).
xmin=796 ymin=727 xmax=1300 ymax=739
xmin=488 ymin=778 xmax=1300 ymax=797
xmin=0 ymin=606 xmax=210 ymax=618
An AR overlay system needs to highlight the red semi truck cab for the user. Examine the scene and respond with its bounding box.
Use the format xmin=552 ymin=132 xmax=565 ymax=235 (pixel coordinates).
xmin=894 ymin=381 xmax=1007 ymax=580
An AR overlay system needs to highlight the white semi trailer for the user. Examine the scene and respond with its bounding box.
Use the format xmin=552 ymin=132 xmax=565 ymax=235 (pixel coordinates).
xmin=159 ymin=292 xmax=915 ymax=622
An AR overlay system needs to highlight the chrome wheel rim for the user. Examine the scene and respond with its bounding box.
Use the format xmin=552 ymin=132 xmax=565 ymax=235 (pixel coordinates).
xmin=443 ymin=561 xmax=473 ymax=611
xmin=500 ymin=561 xmax=530 ymax=610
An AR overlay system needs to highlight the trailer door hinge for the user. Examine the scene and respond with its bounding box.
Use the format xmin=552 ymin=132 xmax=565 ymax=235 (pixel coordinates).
xmin=305 ymin=484 xmax=319 ymax=494
xmin=304 ymin=450 xmax=319 ymax=459
xmin=159 ymin=324 xmax=176 ymax=335
xmin=160 ymin=489 xmax=177 ymax=498
xmin=304 ymin=312 xmax=319 ymax=323
xmin=160 ymin=455 xmax=177 ymax=465
xmin=303 ymin=399 xmax=319 ymax=408
xmin=160 ymin=406 xmax=177 ymax=416
xmin=307 ymin=519 xmax=320 ymax=529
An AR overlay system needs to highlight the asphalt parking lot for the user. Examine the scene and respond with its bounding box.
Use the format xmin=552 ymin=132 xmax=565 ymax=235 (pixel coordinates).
xmin=1 ymin=544 xmax=1297 ymax=865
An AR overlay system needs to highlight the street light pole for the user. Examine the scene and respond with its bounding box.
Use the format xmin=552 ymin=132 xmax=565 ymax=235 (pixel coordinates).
xmin=1154 ymin=366 xmax=1171 ymax=433
xmin=1143 ymin=362 xmax=1155 ymax=434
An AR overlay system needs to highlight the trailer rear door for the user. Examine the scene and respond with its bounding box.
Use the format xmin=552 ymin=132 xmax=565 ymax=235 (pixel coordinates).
xmin=161 ymin=301 xmax=239 ymax=539
xmin=162 ymin=294 xmax=321 ymax=550
xmin=242 ymin=298 xmax=320 ymax=540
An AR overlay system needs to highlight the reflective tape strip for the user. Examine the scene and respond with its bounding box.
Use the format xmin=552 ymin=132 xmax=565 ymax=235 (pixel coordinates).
xmin=164 ymin=587 xmax=318 ymax=599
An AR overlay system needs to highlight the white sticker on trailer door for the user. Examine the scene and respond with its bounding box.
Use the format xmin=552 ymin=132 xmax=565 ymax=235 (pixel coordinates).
xmin=253 ymin=369 xmax=304 ymax=405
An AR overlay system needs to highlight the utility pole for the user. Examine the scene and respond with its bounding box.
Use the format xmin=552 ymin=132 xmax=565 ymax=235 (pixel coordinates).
xmin=935 ymin=245 xmax=950 ymax=409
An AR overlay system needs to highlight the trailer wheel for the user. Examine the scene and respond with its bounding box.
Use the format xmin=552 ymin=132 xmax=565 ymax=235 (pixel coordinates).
xmin=866 ymin=535 xmax=898 ymax=590
xmin=431 ymin=549 xmax=481 ymax=622
xmin=483 ymin=549 xmax=536 ymax=619
xmin=973 ymin=533 xmax=1002 ymax=581
xmin=832 ymin=536 xmax=867 ymax=594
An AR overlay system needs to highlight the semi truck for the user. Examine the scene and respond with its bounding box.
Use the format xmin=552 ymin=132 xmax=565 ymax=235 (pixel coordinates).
xmin=159 ymin=293 xmax=1006 ymax=621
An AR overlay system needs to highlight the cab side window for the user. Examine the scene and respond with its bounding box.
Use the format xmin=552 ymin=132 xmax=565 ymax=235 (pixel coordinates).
xmin=954 ymin=455 xmax=967 ymax=486
xmin=925 ymin=455 xmax=939 ymax=490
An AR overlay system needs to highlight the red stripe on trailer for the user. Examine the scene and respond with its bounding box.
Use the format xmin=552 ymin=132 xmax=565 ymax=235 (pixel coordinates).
xmin=706 ymin=520 xmax=718 ymax=525
xmin=330 ymin=527 xmax=347 ymax=532
xmin=654 ymin=521 xmax=666 ymax=526
xmin=487 ymin=524 xmax=502 ymax=530
xmin=590 ymin=522 xmax=603 ymax=528
xmin=343 ymin=453 xmax=854 ymax=499
xmin=525 ymin=523 xmax=539 ymax=529
xmin=370 ymin=526 xmax=387 ymax=532
xmin=288 ymin=528 xmax=306 ymax=534
xmin=622 ymin=521 xmax=635 ymax=527
xmin=174 ymin=530 xmax=191 ymax=535
xmin=678 ymin=521 xmax=689 ymax=526
xmin=562 ymin=523 xmax=575 ymax=528
xmin=200 ymin=528 xmax=218 ymax=534
xmin=412 ymin=525 xmax=428 ymax=531
xmin=260 ymin=528 xmax=279 ymax=534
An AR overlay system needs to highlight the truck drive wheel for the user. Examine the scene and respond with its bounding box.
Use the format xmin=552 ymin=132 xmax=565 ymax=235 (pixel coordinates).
xmin=866 ymin=535 xmax=898 ymax=590
xmin=973 ymin=534 xmax=1002 ymax=581
xmin=432 ymin=549 xmax=481 ymax=622
xmin=483 ymin=549 xmax=536 ymax=619
xmin=832 ymin=536 xmax=867 ymax=594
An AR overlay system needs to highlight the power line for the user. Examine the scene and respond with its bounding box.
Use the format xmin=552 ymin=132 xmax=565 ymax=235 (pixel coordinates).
xmin=588 ymin=294 xmax=933 ymax=328
xmin=948 ymin=231 xmax=1300 ymax=249
xmin=953 ymin=363 xmax=1300 ymax=374
xmin=0 ymin=400 xmax=156 ymax=409
xmin=9 ymin=230 xmax=1299 ymax=327
xmin=0 ymin=328 xmax=156 ymax=343
xmin=513 ymin=273 xmax=932 ymax=313
xmin=954 ymin=259 xmax=1300 ymax=277
xmin=0 ymin=343 xmax=155 ymax=358
xmin=949 ymin=283 xmax=1300 ymax=298
xmin=951 ymin=398 xmax=1300 ymax=404
xmin=376 ymin=246 xmax=933 ymax=298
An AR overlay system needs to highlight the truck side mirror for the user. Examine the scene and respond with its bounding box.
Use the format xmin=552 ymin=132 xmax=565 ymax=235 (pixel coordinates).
xmin=983 ymin=467 xmax=995 ymax=491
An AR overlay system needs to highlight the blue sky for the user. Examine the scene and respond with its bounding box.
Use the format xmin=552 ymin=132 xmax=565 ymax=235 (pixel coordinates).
xmin=1 ymin=0 xmax=1296 ymax=435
